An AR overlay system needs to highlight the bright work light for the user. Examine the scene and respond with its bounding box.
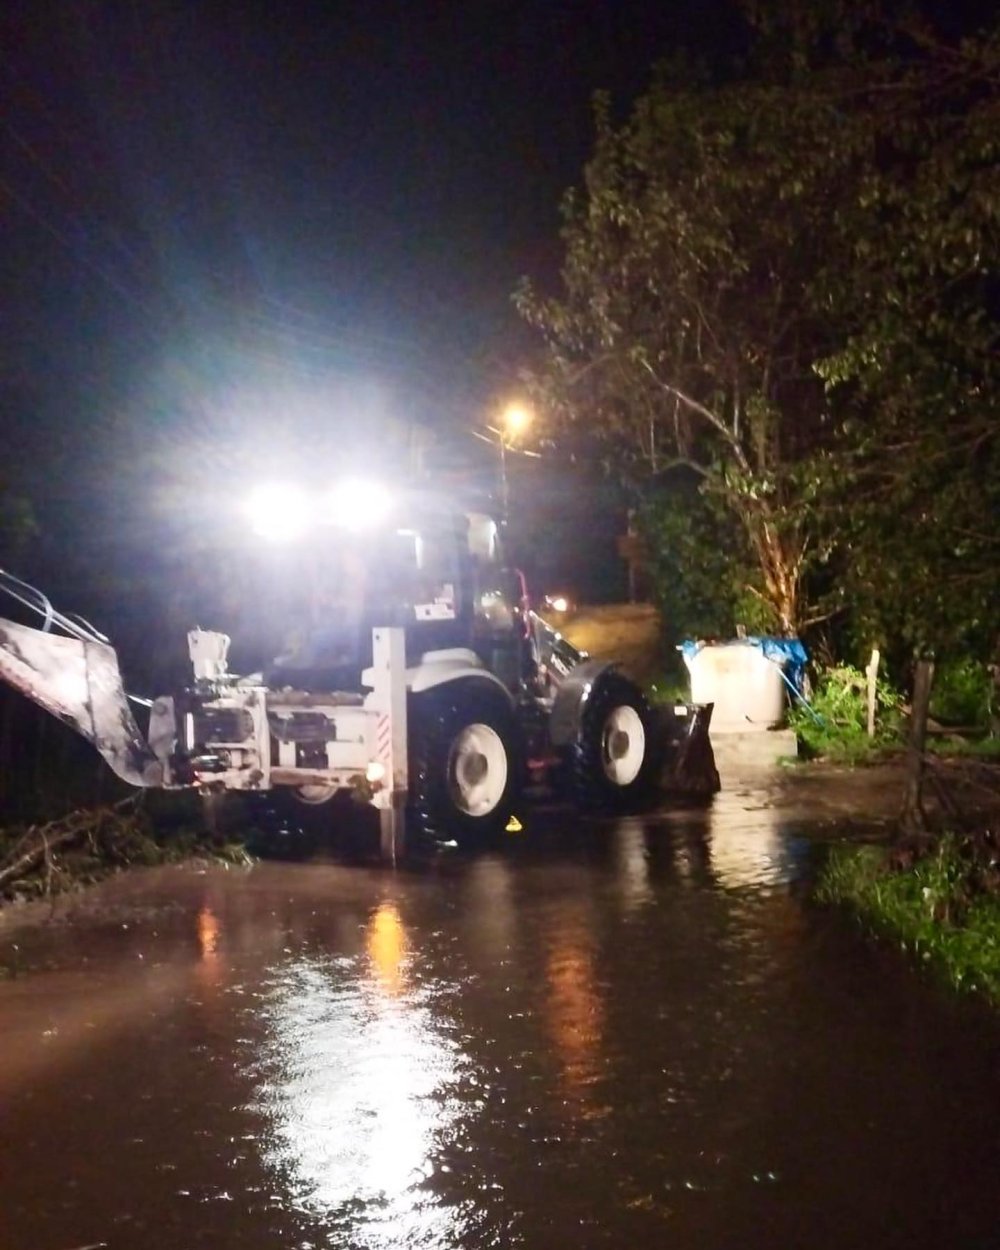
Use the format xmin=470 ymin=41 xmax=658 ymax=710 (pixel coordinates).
xmin=323 ymin=478 xmax=393 ymax=530
xmin=243 ymin=476 xmax=392 ymax=540
xmin=244 ymin=482 xmax=311 ymax=543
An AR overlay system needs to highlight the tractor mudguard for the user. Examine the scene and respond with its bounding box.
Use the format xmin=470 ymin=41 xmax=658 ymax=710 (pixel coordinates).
xmin=404 ymin=647 xmax=513 ymax=703
xmin=548 ymin=657 xmax=618 ymax=748
xmin=0 ymin=617 xmax=162 ymax=787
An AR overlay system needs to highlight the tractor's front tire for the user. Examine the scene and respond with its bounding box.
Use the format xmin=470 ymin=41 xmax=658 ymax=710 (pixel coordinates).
xmin=409 ymin=682 xmax=521 ymax=845
xmin=571 ymin=671 xmax=660 ymax=812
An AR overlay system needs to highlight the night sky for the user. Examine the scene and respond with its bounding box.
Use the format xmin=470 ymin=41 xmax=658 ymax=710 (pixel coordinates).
xmin=1 ymin=0 xmax=747 ymax=445
xmin=0 ymin=1 xmax=993 ymax=653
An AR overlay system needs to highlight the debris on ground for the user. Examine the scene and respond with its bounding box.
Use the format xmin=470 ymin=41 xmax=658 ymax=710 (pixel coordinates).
xmin=0 ymin=798 xmax=250 ymax=904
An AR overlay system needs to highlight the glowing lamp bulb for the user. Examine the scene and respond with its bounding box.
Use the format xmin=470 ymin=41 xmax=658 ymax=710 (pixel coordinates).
xmin=503 ymin=402 xmax=531 ymax=438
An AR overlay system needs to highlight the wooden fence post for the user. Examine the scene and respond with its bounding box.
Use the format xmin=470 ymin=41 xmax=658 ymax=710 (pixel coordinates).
xmin=900 ymin=658 xmax=935 ymax=835
xmin=865 ymin=647 xmax=880 ymax=738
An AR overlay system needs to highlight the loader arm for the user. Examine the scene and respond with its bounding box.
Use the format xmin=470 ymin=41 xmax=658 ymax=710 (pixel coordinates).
xmin=0 ymin=618 xmax=162 ymax=787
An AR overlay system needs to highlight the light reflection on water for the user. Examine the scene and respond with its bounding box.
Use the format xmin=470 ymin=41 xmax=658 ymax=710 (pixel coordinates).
xmin=704 ymin=794 xmax=803 ymax=889
xmin=614 ymin=819 xmax=654 ymax=911
xmin=251 ymin=900 xmax=467 ymax=1247
xmin=462 ymin=856 xmax=517 ymax=962
xmin=542 ymin=899 xmax=606 ymax=1120
xmin=227 ymin=807 xmax=814 ymax=1241
xmin=243 ymin=800 xmax=806 ymax=1236
xmin=368 ymin=899 xmax=406 ymax=997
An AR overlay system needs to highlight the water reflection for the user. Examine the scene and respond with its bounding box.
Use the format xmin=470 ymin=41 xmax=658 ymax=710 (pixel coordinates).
xmin=543 ymin=899 xmax=606 ymax=1120
xmin=613 ymin=819 xmax=653 ymax=912
xmin=368 ymin=899 xmax=406 ymax=996
xmin=463 ymin=856 xmax=517 ymax=962
xmin=195 ymin=903 xmax=224 ymax=988
xmin=197 ymin=905 xmax=221 ymax=958
xmin=252 ymin=899 xmax=465 ymax=1246
xmin=706 ymin=795 xmax=800 ymax=889
xmin=6 ymin=813 xmax=1000 ymax=1250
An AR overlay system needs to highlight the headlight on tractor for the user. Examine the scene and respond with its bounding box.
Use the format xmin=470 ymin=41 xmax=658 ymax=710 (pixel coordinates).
xmin=244 ymin=483 xmax=311 ymax=543
xmin=243 ymin=476 xmax=393 ymax=541
xmin=323 ymin=478 xmax=393 ymax=530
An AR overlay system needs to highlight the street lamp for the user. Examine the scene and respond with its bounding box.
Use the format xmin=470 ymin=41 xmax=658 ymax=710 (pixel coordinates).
xmin=482 ymin=401 xmax=535 ymax=522
xmin=501 ymin=402 xmax=531 ymax=439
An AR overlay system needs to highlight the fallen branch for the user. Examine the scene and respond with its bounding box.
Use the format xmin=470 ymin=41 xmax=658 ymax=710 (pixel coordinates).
xmin=0 ymin=815 xmax=93 ymax=891
xmin=0 ymin=796 xmax=252 ymax=902
xmin=0 ymin=798 xmax=148 ymax=898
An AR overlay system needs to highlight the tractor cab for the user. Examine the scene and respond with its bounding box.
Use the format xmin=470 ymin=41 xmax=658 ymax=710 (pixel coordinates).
xmin=251 ymin=483 xmax=535 ymax=696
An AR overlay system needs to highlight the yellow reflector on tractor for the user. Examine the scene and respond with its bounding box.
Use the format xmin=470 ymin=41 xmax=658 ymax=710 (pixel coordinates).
xmin=505 ymin=815 xmax=523 ymax=834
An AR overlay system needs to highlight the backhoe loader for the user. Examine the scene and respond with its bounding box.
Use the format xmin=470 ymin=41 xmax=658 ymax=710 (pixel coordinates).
xmin=0 ymin=479 xmax=717 ymax=856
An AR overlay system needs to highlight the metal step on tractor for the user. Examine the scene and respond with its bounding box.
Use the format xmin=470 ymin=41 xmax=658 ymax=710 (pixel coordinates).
xmin=0 ymin=477 xmax=718 ymax=858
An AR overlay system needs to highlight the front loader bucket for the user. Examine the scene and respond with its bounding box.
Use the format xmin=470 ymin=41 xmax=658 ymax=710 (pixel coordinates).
xmin=655 ymin=702 xmax=720 ymax=798
xmin=0 ymin=617 xmax=162 ymax=787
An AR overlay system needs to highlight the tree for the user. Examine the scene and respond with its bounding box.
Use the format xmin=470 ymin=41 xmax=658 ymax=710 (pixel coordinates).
xmin=518 ymin=14 xmax=1000 ymax=647
xmin=638 ymin=472 xmax=774 ymax=642
xmin=813 ymin=24 xmax=1000 ymax=656
xmin=517 ymin=68 xmax=855 ymax=635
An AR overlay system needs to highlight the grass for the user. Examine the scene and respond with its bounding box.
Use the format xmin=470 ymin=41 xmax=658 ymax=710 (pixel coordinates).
xmin=925 ymin=735 xmax=1000 ymax=759
xmin=818 ymin=840 xmax=1000 ymax=1001
xmin=801 ymin=736 xmax=889 ymax=766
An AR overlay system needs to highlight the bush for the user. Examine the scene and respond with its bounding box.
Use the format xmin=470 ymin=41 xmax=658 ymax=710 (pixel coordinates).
xmin=929 ymin=657 xmax=993 ymax=729
xmin=789 ymin=663 xmax=904 ymax=763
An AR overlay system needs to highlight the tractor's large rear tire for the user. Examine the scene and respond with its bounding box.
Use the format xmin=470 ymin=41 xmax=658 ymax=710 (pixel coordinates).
xmin=409 ymin=682 xmax=521 ymax=845
xmin=571 ymin=671 xmax=660 ymax=812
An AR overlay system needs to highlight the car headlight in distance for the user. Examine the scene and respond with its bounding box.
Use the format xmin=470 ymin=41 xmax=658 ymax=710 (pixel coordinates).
xmin=244 ymin=482 xmax=311 ymax=543
xmin=324 ymin=478 xmax=393 ymax=530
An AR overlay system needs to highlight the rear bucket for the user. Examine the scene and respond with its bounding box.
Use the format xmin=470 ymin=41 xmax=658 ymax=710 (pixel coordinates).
xmin=0 ymin=617 xmax=162 ymax=787
xmin=655 ymin=702 xmax=720 ymax=797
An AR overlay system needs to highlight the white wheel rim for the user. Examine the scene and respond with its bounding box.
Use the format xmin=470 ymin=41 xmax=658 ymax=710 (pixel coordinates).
xmin=601 ymin=705 xmax=646 ymax=786
xmin=294 ymin=784 xmax=339 ymax=805
xmin=447 ymin=723 xmax=509 ymax=817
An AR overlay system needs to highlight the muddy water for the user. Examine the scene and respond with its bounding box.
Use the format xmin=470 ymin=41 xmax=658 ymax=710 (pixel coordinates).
xmin=1 ymin=782 xmax=999 ymax=1250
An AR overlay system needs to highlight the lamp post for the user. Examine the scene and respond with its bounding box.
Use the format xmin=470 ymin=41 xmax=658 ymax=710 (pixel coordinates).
xmin=484 ymin=402 xmax=534 ymax=523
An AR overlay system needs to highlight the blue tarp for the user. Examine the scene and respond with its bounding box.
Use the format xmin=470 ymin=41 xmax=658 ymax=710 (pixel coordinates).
xmin=680 ymin=636 xmax=809 ymax=695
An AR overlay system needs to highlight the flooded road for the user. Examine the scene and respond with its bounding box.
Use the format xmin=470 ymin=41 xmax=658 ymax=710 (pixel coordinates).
xmin=2 ymin=776 xmax=999 ymax=1249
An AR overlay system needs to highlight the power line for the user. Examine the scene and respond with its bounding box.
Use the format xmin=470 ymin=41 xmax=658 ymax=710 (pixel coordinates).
xmin=1 ymin=113 xmax=155 ymax=288
xmin=0 ymin=175 xmax=161 ymax=328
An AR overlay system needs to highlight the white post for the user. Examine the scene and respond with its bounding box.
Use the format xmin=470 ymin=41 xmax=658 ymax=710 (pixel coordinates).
xmin=865 ymin=647 xmax=881 ymax=738
xmin=371 ymin=627 xmax=408 ymax=862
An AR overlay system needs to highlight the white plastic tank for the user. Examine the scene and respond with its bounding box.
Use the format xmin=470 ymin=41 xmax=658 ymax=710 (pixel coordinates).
xmin=683 ymin=641 xmax=787 ymax=732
